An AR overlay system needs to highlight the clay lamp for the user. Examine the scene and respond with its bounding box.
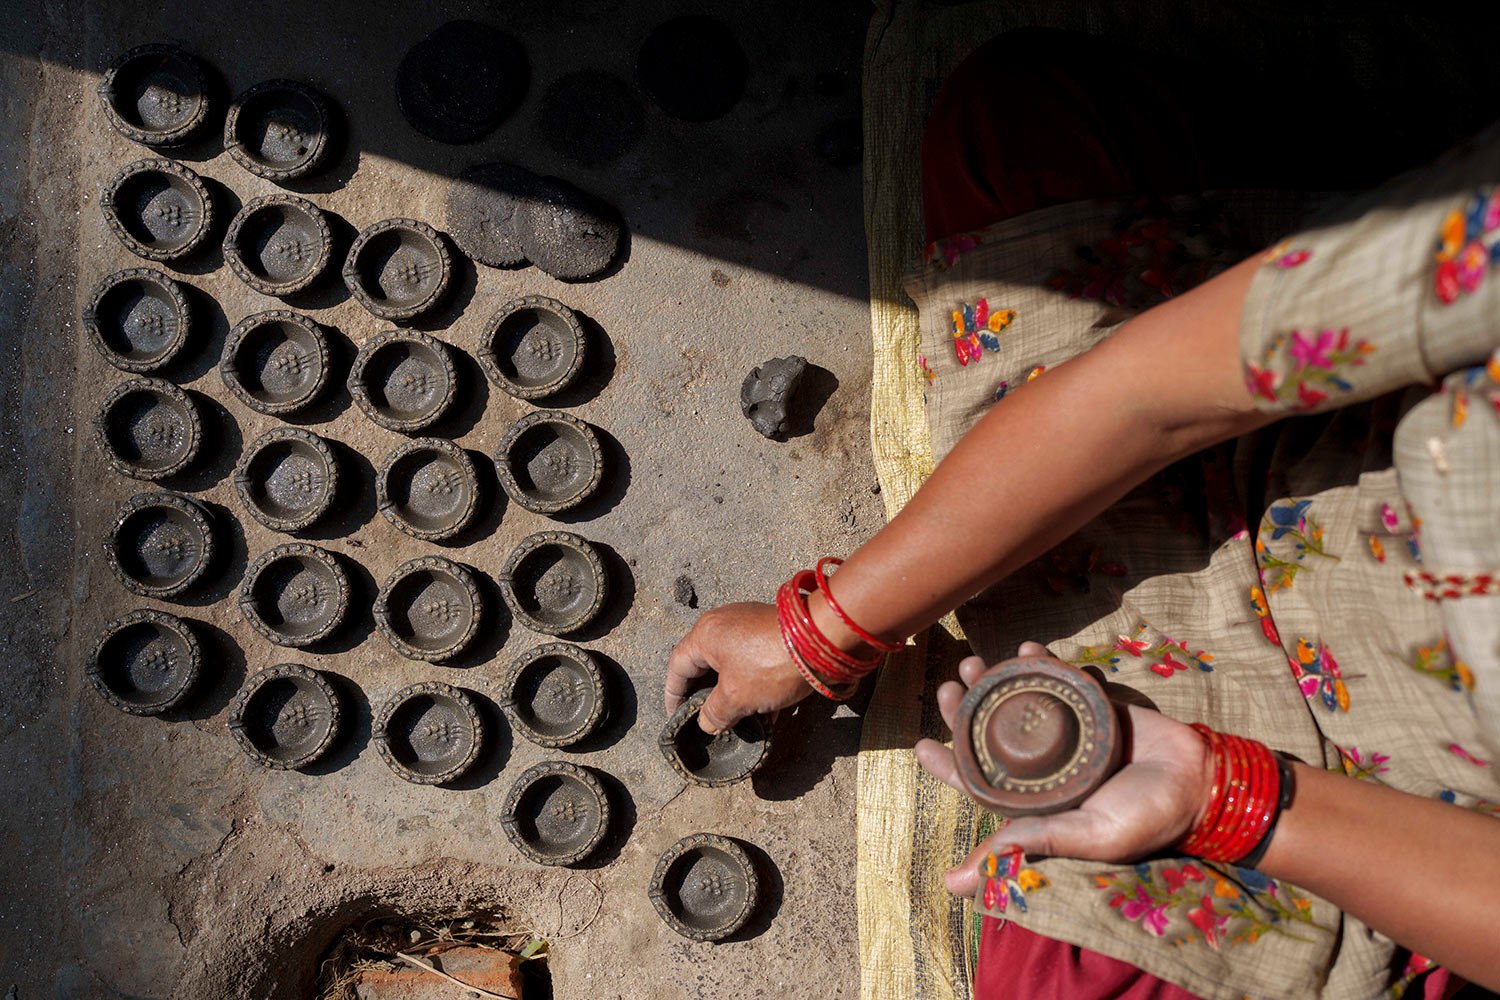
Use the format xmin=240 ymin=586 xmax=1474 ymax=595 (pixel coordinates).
xmin=499 ymin=531 xmax=607 ymax=636
xmin=223 ymin=195 xmax=333 ymax=297
xmin=227 ymin=663 xmax=342 ymax=770
xmin=373 ymin=681 xmax=484 ymax=785
xmin=659 ymin=687 xmax=770 ymax=787
xmin=220 ymin=310 xmax=330 ymax=417
xmin=84 ymin=267 xmax=192 ymax=374
xmin=373 ymin=556 xmax=482 ymax=663
xmin=495 ymin=410 xmax=603 ymax=515
xmin=375 ymin=437 xmax=480 ymax=542
xmin=101 ymin=158 xmax=214 ymax=262
xmin=500 ymin=642 xmax=606 ymax=748
xmin=233 ymin=427 xmax=339 ymax=534
xmin=89 ymin=609 xmax=201 ymax=716
xmin=94 ymin=376 xmax=203 ymax=480
xmin=343 ymin=218 xmax=452 ymax=322
xmin=478 ymin=295 xmax=587 ymax=401
xmin=98 ymin=43 xmax=211 ymax=147
xmin=348 ymin=329 xmax=457 ymax=433
xmin=500 ymin=761 xmax=611 ymax=866
xmin=107 ymin=491 xmax=216 ymax=599
xmin=239 ymin=542 xmax=350 ymax=648
xmin=649 ymin=833 xmax=759 ymax=942
xmin=224 ymin=79 xmax=333 ymax=182
xmin=951 ymin=655 xmax=1124 ymax=816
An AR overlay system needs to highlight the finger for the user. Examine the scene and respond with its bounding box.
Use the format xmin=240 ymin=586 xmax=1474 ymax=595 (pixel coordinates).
xmin=914 ymin=737 xmax=965 ymax=792
xmin=1017 ymin=641 xmax=1049 ymax=658
xmin=945 ymin=812 xmax=1100 ymax=896
xmin=697 ymin=683 xmax=745 ymax=735
xmin=664 ymin=637 xmax=713 ymax=713
xmin=958 ymin=655 xmax=987 ymax=687
xmin=936 ymin=680 xmax=966 ymax=732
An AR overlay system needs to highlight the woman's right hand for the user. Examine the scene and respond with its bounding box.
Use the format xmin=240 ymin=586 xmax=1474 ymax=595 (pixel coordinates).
xmin=665 ymin=601 xmax=814 ymax=733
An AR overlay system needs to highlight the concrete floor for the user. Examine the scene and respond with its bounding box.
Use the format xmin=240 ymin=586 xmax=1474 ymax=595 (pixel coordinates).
xmin=0 ymin=1 xmax=878 ymax=997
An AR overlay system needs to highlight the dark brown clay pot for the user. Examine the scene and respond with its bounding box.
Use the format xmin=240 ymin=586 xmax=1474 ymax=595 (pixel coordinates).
xmin=342 ymin=218 xmax=452 ymax=322
xmin=220 ymin=310 xmax=330 ymax=416
xmin=649 ymin=833 xmax=759 ymax=942
xmin=107 ymin=491 xmax=216 ymax=599
xmin=951 ymin=655 xmax=1124 ymax=816
xmin=375 ymin=437 xmax=480 ymax=542
xmin=500 ymin=760 xmax=610 ymax=866
xmin=84 ymin=267 xmax=192 ymax=374
xmin=98 ymin=43 xmax=211 ymax=147
xmin=224 ymin=79 xmax=334 ymax=182
xmin=498 ymin=531 xmax=607 ymax=636
xmin=658 ymin=687 xmax=770 ymax=787
xmin=495 ymin=410 xmax=603 ymax=515
xmin=233 ymin=427 xmax=339 ymax=534
xmin=94 ymin=377 xmax=203 ymax=480
xmin=373 ymin=556 xmax=482 ymax=663
xmin=347 ymin=329 xmax=457 ymax=433
xmin=227 ymin=663 xmax=342 ymax=770
xmin=373 ymin=681 xmax=484 ymax=785
xmin=223 ymin=195 xmax=333 ymax=297
xmin=239 ymin=542 xmax=350 ymax=648
xmin=500 ymin=642 xmax=606 ymax=748
xmin=89 ymin=609 xmax=201 ymax=716
xmin=101 ymin=158 xmax=214 ymax=262
xmin=477 ymin=295 xmax=587 ymax=401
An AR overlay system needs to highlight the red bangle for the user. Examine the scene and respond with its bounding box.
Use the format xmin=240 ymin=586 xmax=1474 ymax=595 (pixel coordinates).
xmin=784 ymin=572 xmax=878 ymax=679
xmin=775 ymin=568 xmax=883 ymax=700
xmin=814 ymin=558 xmax=905 ymax=653
xmin=1176 ymin=724 xmax=1282 ymax=863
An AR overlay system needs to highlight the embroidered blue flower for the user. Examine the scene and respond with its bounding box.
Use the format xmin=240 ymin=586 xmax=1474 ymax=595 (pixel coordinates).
xmin=1267 ymin=500 xmax=1313 ymax=540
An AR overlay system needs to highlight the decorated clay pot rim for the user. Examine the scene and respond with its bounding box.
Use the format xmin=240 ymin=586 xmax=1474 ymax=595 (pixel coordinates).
xmin=232 ymin=426 xmax=340 ymax=533
xmin=375 ymin=436 xmax=481 ymax=542
xmin=477 ymin=294 xmax=588 ymax=400
xmin=220 ymin=309 xmax=331 ymax=416
xmin=341 ymin=217 xmax=453 ymax=322
xmin=494 ymin=409 xmax=604 ymax=515
xmin=346 ymin=328 xmax=458 ymax=433
xmin=224 ymin=79 xmax=333 ymax=182
xmin=499 ymin=641 xmax=607 ymax=748
xmin=238 ymin=541 xmax=351 ymax=648
xmin=499 ymin=759 xmax=611 ymax=866
xmin=372 ymin=555 xmax=483 ymax=663
xmin=100 ymin=158 xmax=215 ymax=262
xmin=93 ymin=376 xmax=203 ymax=481
xmin=88 ymin=608 xmax=202 ymax=716
xmin=222 ymin=194 xmax=333 ymax=297
xmin=372 ymin=680 xmax=484 ymax=785
xmin=97 ymin=43 xmax=211 ymax=147
xmin=649 ymin=833 xmax=759 ymax=942
xmin=83 ymin=267 xmax=193 ymax=374
xmin=497 ymin=530 xmax=608 ymax=635
xmin=657 ymin=686 xmax=771 ymax=787
xmin=227 ymin=662 xmax=343 ymax=770
xmin=106 ymin=490 xmax=216 ymax=599
xmin=951 ymin=655 xmax=1122 ymax=817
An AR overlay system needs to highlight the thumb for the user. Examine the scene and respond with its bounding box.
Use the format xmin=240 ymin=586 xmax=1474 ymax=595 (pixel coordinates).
xmin=697 ymin=684 xmax=742 ymax=735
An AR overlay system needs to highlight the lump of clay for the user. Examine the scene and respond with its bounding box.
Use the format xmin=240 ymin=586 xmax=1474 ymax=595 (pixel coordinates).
xmin=740 ymin=355 xmax=806 ymax=439
xmin=445 ymin=161 xmax=539 ymax=268
xmin=396 ymin=20 xmax=528 ymax=144
xmin=519 ymin=176 xmax=623 ymax=281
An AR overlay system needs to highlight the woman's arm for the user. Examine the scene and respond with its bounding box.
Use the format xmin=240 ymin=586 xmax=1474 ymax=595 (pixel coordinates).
xmin=668 ymin=254 xmax=1273 ymax=731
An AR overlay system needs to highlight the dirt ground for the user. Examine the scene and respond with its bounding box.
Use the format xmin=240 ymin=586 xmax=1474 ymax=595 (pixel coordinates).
xmin=0 ymin=1 xmax=878 ymax=996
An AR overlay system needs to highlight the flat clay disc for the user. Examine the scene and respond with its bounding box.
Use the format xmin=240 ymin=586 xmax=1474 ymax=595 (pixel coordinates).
xmin=445 ymin=162 xmax=539 ymax=268
xmin=396 ymin=20 xmax=528 ymax=144
xmin=518 ymin=176 xmax=623 ymax=281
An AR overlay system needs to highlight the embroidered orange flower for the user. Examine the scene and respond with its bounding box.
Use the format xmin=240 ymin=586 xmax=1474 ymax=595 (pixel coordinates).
xmin=1296 ymin=637 xmax=1318 ymax=665
xmin=1368 ymin=535 xmax=1386 ymax=562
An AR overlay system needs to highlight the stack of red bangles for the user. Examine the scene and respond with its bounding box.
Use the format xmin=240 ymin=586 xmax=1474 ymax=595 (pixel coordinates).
xmin=1176 ymin=723 xmax=1293 ymax=865
xmin=776 ymin=558 xmax=903 ymax=701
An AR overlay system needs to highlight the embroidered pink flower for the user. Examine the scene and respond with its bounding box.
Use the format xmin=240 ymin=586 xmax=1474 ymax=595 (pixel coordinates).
xmin=1115 ymin=635 xmax=1149 ymax=656
xmin=1296 ymin=382 xmax=1329 ymax=409
xmin=1448 ymin=743 xmax=1491 ymax=767
xmin=1380 ymin=502 xmax=1400 ymax=532
xmin=1289 ymin=329 xmax=1337 ymax=369
xmin=1245 ymin=365 xmax=1280 ymax=402
xmin=1436 ymin=258 xmax=1461 ymax=304
xmin=1161 ymin=864 xmax=1205 ymax=893
xmin=1186 ymin=896 xmax=1229 ymax=950
xmin=1151 ymin=652 xmax=1188 ymax=678
xmin=1116 ymin=885 xmax=1170 ymax=936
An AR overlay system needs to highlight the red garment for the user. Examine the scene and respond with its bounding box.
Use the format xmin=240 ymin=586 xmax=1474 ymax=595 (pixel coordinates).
xmin=977 ymin=918 xmax=1202 ymax=1000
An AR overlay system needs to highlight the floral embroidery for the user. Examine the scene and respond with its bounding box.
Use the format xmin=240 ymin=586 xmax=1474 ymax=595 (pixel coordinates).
xmin=1256 ymin=499 xmax=1340 ymax=592
xmin=1249 ymin=585 xmax=1280 ymax=645
xmin=1026 ymin=364 xmax=1046 ymax=381
xmin=1388 ymin=953 xmax=1439 ymax=999
xmin=1380 ymin=502 xmax=1400 ymax=532
xmin=1439 ymin=788 xmax=1500 ymax=817
xmin=1433 ymin=188 xmax=1500 ymax=304
xmin=1263 ymin=241 xmax=1312 ymax=269
xmin=1337 ymin=746 xmax=1391 ymax=781
xmin=979 ymin=848 xmax=1049 ymax=914
xmin=949 ymin=297 xmax=1016 ymax=366
xmin=1093 ymin=862 xmax=1323 ymax=948
xmin=1070 ymin=621 xmax=1213 ymax=678
xmin=1453 ymin=388 xmax=1469 ymax=428
xmin=1367 ymin=535 xmax=1387 ymax=562
xmin=1289 ymin=637 xmax=1349 ymax=712
xmin=993 ymin=380 xmax=1011 ymax=401
xmin=925 ymin=229 xmax=985 ymax=269
xmin=1447 ymin=742 xmax=1491 ymax=767
xmin=1245 ymin=328 xmax=1377 ymax=410
xmin=1409 ymin=638 xmax=1475 ymax=692
xmin=917 ymin=353 xmax=936 ymax=385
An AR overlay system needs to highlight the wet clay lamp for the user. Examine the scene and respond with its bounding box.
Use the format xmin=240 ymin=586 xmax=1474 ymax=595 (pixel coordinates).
xmin=951 ymin=655 xmax=1123 ymax=816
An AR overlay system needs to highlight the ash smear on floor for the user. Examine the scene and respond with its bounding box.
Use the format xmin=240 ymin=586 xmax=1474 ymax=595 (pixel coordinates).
xmin=0 ymin=0 xmax=876 ymax=998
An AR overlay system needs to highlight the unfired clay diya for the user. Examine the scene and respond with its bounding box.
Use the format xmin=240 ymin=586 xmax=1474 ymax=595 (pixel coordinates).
xmin=499 ymin=531 xmax=607 ymax=636
xmin=89 ymin=609 xmax=201 ymax=716
xmin=495 ymin=410 xmax=603 ymax=515
xmin=223 ymin=194 xmax=333 ymax=297
xmin=445 ymin=161 xmax=537 ymax=268
xmin=500 ymin=760 xmax=610 ymax=866
xmin=102 ymin=158 xmax=214 ymax=262
xmin=373 ymin=556 xmax=482 ymax=663
xmin=478 ymin=294 xmax=588 ymax=401
xmin=343 ymin=218 xmax=452 ymax=322
xmin=348 ymin=329 xmax=457 ymax=432
xmin=649 ymin=833 xmax=759 ymax=941
xmin=239 ymin=542 xmax=350 ymax=648
xmin=233 ymin=427 xmax=339 ymax=534
xmin=84 ymin=267 xmax=192 ymax=374
xmin=659 ymin=687 xmax=770 ymax=787
xmin=98 ymin=43 xmax=211 ymax=147
xmin=951 ymin=655 xmax=1123 ymax=816
xmin=373 ymin=681 xmax=484 ymax=785
xmin=228 ymin=662 xmax=342 ymax=770
xmin=395 ymin=20 xmax=528 ymax=145
xmin=107 ymin=491 xmax=216 ymax=599
xmin=224 ymin=79 xmax=334 ymax=182
xmin=376 ymin=437 xmax=480 ymax=542
xmin=500 ymin=642 xmax=607 ymax=748
xmin=94 ymin=376 xmax=202 ymax=480
xmin=220 ymin=310 xmax=330 ymax=416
